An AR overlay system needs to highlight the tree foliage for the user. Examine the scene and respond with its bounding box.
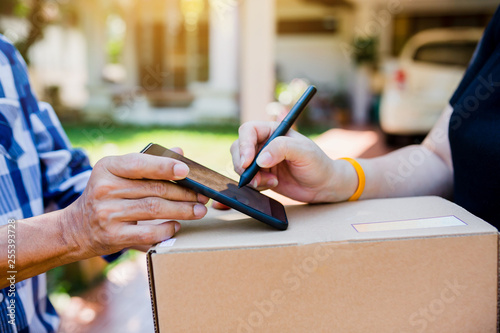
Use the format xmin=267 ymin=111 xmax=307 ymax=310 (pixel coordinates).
xmin=0 ymin=0 xmax=50 ymax=63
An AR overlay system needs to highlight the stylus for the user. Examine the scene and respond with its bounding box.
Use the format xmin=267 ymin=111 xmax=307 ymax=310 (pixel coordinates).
xmin=238 ymin=85 xmax=317 ymax=188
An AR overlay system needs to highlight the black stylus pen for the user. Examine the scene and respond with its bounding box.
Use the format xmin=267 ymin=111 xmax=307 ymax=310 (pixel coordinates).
xmin=238 ymin=85 xmax=317 ymax=188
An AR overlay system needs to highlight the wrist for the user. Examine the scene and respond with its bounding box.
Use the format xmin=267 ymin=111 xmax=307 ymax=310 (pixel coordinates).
xmin=339 ymin=158 xmax=366 ymax=201
xmin=60 ymin=201 xmax=93 ymax=262
xmin=16 ymin=208 xmax=87 ymax=274
xmin=312 ymin=158 xmax=358 ymax=203
xmin=325 ymin=158 xmax=360 ymax=202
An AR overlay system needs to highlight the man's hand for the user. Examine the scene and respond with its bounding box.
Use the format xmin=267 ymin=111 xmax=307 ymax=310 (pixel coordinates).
xmin=65 ymin=152 xmax=209 ymax=258
xmin=231 ymin=121 xmax=349 ymax=203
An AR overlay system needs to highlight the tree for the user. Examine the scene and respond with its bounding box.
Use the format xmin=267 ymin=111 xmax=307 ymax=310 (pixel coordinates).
xmin=0 ymin=0 xmax=50 ymax=64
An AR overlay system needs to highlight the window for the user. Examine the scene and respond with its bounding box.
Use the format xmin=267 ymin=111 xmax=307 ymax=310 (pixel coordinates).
xmin=413 ymin=41 xmax=478 ymax=67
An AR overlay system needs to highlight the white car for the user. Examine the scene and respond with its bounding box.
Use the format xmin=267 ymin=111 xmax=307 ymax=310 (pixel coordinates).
xmin=379 ymin=28 xmax=483 ymax=138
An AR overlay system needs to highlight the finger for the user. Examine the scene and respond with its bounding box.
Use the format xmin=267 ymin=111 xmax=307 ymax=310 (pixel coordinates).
xmin=235 ymin=122 xmax=304 ymax=172
xmin=254 ymin=171 xmax=279 ymax=191
xmin=247 ymin=171 xmax=262 ymax=189
xmin=212 ymin=201 xmax=231 ymax=210
xmin=237 ymin=121 xmax=278 ymax=169
xmin=197 ymin=194 xmax=210 ymax=205
xmin=120 ymin=221 xmax=181 ymax=248
xmin=171 ymin=147 xmax=184 ymax=155
xmin=141 ymin=148 xmax=208 ymax=204
xmin=231 ymin=140 xmax=244 ymax=174
xmin=110 ymin=179 xmax=200 ymax=202
xmin=102 ymin=153 xmax=190 ymax=181
xmin=256 ymin=136 xmax=314 ymax=169
xmin=114 ymin=198 xmax=208 ymax=221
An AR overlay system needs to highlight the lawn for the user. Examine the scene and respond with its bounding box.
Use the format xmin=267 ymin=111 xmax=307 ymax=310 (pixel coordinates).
xmin=63 ymin=122 xmax=324 ymax=180
xmin=63 ymin=123 xmax=242 ymax=180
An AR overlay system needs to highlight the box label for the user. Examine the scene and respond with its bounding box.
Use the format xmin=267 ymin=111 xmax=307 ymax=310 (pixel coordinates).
xmin=158 ymin=238 xmax=176 ymax=247
xmin=352 ymin=215 xmax=467 ymax=233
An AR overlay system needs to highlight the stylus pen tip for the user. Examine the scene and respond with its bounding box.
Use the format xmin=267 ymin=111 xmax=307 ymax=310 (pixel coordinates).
xmin=238 ymin=178 xmax=247 ymax=188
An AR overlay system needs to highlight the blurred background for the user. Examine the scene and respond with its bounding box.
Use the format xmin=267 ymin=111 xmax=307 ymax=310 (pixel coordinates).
xmin=1 ymin=0 xmax=497 ymax=138
xmin=0 ymin=0 xmax=498 ymax=331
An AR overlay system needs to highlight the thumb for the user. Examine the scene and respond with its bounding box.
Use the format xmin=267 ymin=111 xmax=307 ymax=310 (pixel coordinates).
xmin=256 ymin=136 xmax=310 ymax=168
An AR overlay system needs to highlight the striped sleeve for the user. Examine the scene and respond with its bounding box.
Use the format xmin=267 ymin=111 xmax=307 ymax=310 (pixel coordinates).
xmin=31 ymin=102 xmax=92 ymax=210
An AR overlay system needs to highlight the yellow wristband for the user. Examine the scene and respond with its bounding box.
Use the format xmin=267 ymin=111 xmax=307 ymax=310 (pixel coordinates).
xmin=339 ymin=158 xmax=365 ymax=201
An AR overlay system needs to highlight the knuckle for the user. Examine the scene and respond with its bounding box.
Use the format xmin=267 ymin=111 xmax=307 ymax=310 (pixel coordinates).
xmin=240 ymin=142 xmax=255 ymax=155
xmin=238 ymin=121 xmax=257 ymax=136
xmin=136 ymin=229 xmax=156 ymax=244
xmin=238 ymin=123 xmax=248 ymax=136
xmin=144 ymin=198 xmax=162 ymax=216
xmin=99 ymin=232 xmax=114 ymax=247
xmin=272 ymin=136 xmax=288 ymax=152
xmin=151 ymin=181 xmax=167 ymax=197
xmin=230 ymin=140 xmax=239 ymax=153
xmin=95 ymin=206 xmax=113 ymax=224
xmin=94 ymin=157 xmax=110 ymax=171
xmin=93 ymin=181 xmax=115 ymax=200
xmin=176 ymin=203 xmax=196 ymax=220
xmin=127 ymin=157 xmax=146 ymax=175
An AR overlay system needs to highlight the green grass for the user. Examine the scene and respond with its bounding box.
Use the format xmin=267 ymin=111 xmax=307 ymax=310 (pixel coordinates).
xmin=63 ymin=123 xmax=242 ymax=179
xmin=63 ymin=122 xmax=326 ymax=180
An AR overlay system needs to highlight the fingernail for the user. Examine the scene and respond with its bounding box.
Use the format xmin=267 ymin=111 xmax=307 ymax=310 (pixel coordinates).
xmin=256 ymin=152 xmax=272 ymax=168
xmin=267 ymin=178 xmax=279 ymax=188
xmin=173 ymin=163 xmax=189 ymax=178
xmin=174 ymin=223 xmax=181 ymax=233
xmin=194 ymin=204 xmax=207 ymax=218
xmin=251 ymin=179 xmax=259 ymax=188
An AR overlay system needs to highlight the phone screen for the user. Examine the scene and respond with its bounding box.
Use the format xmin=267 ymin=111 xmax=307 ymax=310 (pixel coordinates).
xmin=142 ymin=143 xmax=288 ymax=230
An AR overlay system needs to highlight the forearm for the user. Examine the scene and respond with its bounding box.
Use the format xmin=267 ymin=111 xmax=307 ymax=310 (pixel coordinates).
xmin=325 ymin=105 xmax=454 ymax=202
xmin=0 ymin=209 xmax=86 ymax=289
xmin=358 ymin=144 xmax=453 ymax=200
xmin=359 ymin=107 xmax=453 ymax=200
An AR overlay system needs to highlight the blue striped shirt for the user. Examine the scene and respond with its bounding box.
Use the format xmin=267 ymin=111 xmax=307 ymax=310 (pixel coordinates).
xmin=0 ymin=34 xmax=92 ymax=332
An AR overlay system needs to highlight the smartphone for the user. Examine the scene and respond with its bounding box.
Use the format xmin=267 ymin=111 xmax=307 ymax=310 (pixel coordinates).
xmin=141 ymin=143 xmax=288 ymax=230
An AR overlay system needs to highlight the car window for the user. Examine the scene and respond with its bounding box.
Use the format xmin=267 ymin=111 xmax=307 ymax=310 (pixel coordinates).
xmin=413 ymin=41 xmax=478 ymax=67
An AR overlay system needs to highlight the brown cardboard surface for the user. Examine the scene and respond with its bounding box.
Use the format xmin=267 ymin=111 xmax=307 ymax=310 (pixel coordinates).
xmin=154 ymin=196 xmax=496 ymax=254
xmin=148 ymin=196 xmax=498 ymax=332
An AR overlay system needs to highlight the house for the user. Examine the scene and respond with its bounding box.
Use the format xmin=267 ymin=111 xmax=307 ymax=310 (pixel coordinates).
xmin=3 ymin=0 xmax=497 ymax=126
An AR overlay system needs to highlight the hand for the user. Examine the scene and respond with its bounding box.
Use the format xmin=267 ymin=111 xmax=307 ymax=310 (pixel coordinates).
xmin=232 ymin=121 xmax=349 ymax=203
xmin=64 ymin=150 xmax=209 ymax=258
xmin=212 ymin=201 xmax=231 ymax=210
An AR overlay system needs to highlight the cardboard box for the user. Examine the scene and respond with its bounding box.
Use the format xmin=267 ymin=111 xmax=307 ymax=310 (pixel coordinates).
xmin=147 ymin=196 xmax=498 ymax=332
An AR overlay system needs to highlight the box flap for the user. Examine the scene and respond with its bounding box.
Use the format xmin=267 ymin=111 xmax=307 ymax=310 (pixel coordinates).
xmin=152 ymin=196 xmax=497 ymax=254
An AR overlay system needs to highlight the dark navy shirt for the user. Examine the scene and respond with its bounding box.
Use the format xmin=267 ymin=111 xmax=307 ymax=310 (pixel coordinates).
xmin=449 ymin=6 xmax=500 ymax=227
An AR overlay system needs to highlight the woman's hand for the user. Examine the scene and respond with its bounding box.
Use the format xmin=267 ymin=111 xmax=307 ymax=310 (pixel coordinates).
xmin=231 ymin=121 xmax=356 ymax=203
